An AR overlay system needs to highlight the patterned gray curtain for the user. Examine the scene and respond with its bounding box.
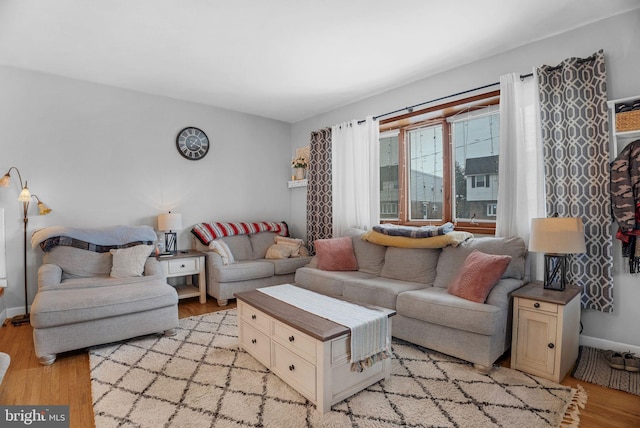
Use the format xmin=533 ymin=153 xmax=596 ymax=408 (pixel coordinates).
xmin=538 ymin=50 xmax=613 ymax=312
xmin=306 ymin=128 xmax=332 ymax=255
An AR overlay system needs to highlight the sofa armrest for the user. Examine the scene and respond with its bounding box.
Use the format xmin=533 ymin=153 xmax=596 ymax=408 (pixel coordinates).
xmin=204 ymin=251 xmax=225 ymax=268
xmin=38 ymin=264 xmax=63 ymax=289
xmin=486 ymin=278 xmax=526 ymax=309
xmin=144 ymin=258 xmax=164 ymax=277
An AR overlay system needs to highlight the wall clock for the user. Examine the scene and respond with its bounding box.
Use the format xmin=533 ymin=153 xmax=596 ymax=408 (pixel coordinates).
xmin=176 ymin=127 xmax=209 ymax=160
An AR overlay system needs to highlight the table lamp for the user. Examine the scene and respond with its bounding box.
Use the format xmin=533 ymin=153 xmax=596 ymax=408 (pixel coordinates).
xmin=528 ymin=217 xmax=586 ymax=290
xmin=158 ymin=212 xmax=182 ymax=254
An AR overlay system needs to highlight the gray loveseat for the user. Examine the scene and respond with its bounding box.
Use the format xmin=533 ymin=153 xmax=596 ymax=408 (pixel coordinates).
xmin=294 ymin=229 xmax=528 ymax=372
xmin=193 ymin=231 xmax=312 ymax=306
xmin=30 ymin=226 xmax=179 ymax=365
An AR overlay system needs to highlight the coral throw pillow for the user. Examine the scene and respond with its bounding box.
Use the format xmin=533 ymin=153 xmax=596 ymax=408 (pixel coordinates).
xmin=447 ymin=250 xmax=511 ymax=303
xmin=315 ymin=237 xmax=358 ymax=271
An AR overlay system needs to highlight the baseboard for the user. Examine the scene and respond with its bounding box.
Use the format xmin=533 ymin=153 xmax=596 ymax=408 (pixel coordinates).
xmin=5 ymin=305 xmax=30 ymax=319
xmin=580 ymin=334 xmax=640 ymax=355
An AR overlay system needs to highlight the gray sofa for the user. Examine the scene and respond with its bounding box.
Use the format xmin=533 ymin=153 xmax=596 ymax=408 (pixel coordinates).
xmin=193 ymin=231 xmax=312 ymax=306
xmin=30 ymin=226 xmax=179 ymax=365
xmin=294 ymin=230 xmax=528 ymax=372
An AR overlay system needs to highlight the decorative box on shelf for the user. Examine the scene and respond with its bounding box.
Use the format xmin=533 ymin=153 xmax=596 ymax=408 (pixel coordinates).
xmin=608 ymin=96 xmax=640 ymax=155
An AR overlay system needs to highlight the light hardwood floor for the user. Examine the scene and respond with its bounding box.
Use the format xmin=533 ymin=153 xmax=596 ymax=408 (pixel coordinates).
xmin=0 ymin=297 xmax=638 ymax=427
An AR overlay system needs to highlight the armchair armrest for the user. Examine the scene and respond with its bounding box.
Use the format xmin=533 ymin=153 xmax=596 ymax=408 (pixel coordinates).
xmin=144 ymin=258 xmax=165 ymax=277
xmin=38 ymin=264 xmax=62 ymax=289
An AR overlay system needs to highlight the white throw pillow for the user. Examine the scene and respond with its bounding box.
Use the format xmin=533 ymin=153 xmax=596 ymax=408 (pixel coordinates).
xmin=110 ymin=245 xmax=154 ymax=278
xmin=265 ymin=244 xmax=293 ymax=259
xmin=209 ymin=240 xmax=235 ymax=265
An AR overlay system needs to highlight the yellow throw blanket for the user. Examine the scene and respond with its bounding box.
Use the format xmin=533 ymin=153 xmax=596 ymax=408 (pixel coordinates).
xmin=361 ymin=230 xmax=473 ymax=248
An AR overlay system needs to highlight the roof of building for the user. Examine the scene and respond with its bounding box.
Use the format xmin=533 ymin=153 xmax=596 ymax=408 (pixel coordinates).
xmin=465 ymin=155 xmax=499 ymax=175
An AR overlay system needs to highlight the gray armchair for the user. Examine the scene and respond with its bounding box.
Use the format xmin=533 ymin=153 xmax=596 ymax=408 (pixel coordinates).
xmin=30 ymin=225 xmax=179 ymax=365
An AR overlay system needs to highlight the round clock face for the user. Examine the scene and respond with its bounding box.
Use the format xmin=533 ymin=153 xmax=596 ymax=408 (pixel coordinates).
xmin=176 ymin=127 xmax=209 ymax=160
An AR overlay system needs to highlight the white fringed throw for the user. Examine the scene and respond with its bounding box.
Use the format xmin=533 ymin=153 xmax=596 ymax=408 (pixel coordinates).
xmin=257 ymin=284 xmax=390 ymax=371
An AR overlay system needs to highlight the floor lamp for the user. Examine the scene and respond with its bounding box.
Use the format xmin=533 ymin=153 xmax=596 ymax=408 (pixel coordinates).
xmin=0 ymin=167 xmax=52 ymax=326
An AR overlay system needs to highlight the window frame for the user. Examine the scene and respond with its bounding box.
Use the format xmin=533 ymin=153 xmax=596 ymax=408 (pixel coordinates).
xmin=379 ymin=90 xmax=500 ymax=235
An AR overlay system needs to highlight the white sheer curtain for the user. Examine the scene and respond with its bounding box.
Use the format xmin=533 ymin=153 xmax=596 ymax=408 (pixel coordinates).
xmin=496 ymin=71 xmax=545 ymax=242
xmin=331 ymin=116 xmax=380 ymax=237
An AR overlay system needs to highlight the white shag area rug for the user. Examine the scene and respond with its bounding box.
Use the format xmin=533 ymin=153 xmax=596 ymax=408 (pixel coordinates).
xmin=90 ymin=310 xmax=586 ymax=427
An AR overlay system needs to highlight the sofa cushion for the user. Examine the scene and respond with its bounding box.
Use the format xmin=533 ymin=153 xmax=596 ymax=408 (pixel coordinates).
xmin=30 ymin=279 xmax=178 ymax=328
xmin=43 ymin=246 xmax=112 ymax=279
xmin=249 ymin=232 xmax=277 ymax=259
xmin=294 ymin=267 xmax=375 ymax=297
xmin=433 ymin=236 xmax=526 ymax=288
xmin=352 ymin=235 xmax=386 ymax=275
xmin=266 ymin=256 xmax=312 ymax=275
xmin=447 ymin=250 xmax=512 ymax=303
xmin=109 ymin=245 xmax=154 ymax=278
xmin=220 ymin=235 xmax=253 ymax=261
xmin=396 ymin=288 xmax=503 ymax=336
xmin=315 ymin=237 xmax=358 ymax=271
xmin=342 ymin=277 xmax=426 ymax=310
xmin=380 ymin=247 xmax=440 ymax=284
xmin=212 ymin=260 xmax=274 ymax=282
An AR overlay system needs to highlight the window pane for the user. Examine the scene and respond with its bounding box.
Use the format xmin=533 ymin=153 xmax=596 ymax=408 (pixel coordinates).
xmin=408 ymin=125 xmax=443 ymax=221
xmin=452 ymin=113 xmax=499 ymax=222
xmin=380 ymin=134 xmax=399 ymax=220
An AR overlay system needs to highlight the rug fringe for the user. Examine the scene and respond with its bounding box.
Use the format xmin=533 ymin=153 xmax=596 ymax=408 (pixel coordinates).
xmin=560 ymin=384 xmax=588 ymax=427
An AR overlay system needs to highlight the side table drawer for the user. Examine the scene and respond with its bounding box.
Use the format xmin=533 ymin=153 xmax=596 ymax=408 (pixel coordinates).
xmin=273 ymin=319 xmax=317 ymax=363
xmin=272 ymin=342 xmax=316 ymax=401
xmin=238 ymin=301 xmax=271 ymax=334
xmin=518 ymin=298 xmax=557 ymax=314
xmin=240 ymin=321 xmax=271 ymax=367
xmin=167 ymin=258 xmax=198 ymax=275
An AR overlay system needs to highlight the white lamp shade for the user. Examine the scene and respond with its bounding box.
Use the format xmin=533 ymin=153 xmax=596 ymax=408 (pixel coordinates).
xmin=529 ymin=217 xmax=587 ymax=254
xmin=158 ymin=212 xmax=182 ymax=231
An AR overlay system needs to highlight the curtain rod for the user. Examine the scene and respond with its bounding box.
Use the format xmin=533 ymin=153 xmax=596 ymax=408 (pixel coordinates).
xmin=364 ymin=53 xmax=597 ymax=123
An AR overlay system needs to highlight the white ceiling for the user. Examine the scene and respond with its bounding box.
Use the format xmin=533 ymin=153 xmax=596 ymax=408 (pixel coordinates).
xmin=1 ymin=0 xmax=638 ymax=123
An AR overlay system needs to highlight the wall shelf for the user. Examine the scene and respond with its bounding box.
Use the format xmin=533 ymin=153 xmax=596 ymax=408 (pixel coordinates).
xmin=288 ymin=179 xmax=307 ymax=188
xmin=608 ymin=96 xmax=640 ymax=157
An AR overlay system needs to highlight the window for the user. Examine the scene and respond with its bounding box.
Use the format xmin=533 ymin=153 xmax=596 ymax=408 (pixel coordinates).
xmin=378 ymin=91 xmax=500 ymax=233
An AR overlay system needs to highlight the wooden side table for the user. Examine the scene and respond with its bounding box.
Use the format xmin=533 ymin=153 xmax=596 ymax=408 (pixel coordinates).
xmin=155 ymin=250 xmax=207 ymax=304
xmin=510 ymin=282 xmax=581 ymax=383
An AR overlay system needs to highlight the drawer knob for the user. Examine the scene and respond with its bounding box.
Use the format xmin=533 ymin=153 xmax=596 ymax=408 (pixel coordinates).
xmin=251 ymin=314 xmax=257 ymax=320
xmin=288 ymin=364 xmax=295 ymax=371
xmin=251 ymin=338 xmax=257 ymax=344
xmin=548 ymin=343 xmax=555 ymax=349
xmin=181 ymin=264 xmax=186 ymax=268
xmin=534 ymin=302 xmax=541 ymax=308
xmin=289 ymin=335 xmax=295 ymax=342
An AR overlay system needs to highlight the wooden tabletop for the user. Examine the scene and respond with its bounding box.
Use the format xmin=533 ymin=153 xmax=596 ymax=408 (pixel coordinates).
xmin=235 ymin=289 xmax=395 ymax=342
xmin=512 ymin=281 xmax=581 ymax=305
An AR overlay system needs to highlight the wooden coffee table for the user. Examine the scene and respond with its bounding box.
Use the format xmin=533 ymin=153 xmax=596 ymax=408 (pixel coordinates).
xmin=235 ymin=288 xmax=395 ymax=413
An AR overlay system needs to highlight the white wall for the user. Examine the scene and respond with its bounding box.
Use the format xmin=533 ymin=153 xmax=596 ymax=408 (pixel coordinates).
xmin=291 ymin=10 xmax=640 ymax=349
xmin=0 ymin=66 xmax=293 ymax=316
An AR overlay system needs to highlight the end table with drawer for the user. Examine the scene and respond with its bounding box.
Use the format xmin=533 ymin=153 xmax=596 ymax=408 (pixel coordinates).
xmin=155 ymin=250 xmax=207 ymax=303
xmin=510 ymin=282 xmax=581 ymax=383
